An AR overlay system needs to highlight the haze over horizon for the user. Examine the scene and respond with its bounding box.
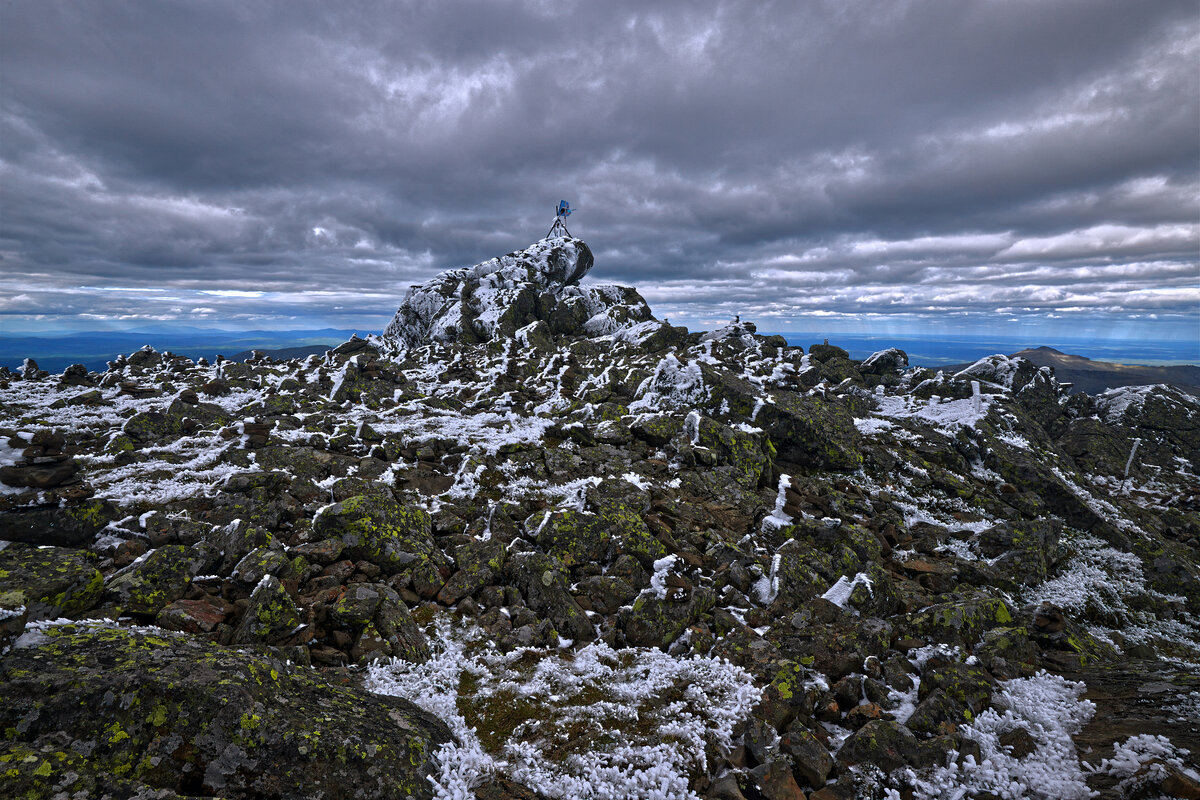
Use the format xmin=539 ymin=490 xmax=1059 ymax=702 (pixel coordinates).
xmin=1 ymin=1 xmax=1197 ymax=347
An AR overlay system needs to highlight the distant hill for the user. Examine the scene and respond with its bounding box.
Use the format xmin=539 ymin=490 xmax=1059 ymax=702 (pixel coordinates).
xmin=230 ymin=344 xmax=336 ymax=361
xmin=1001 ymin=346 xmax=1198 ymax=395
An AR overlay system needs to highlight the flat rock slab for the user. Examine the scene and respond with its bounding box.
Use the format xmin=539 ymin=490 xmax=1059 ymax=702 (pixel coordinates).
xmin=1 ymin=621 xmax=453 ymax=799
xmin=1060 ymin=659 xmax=1200 ymax=799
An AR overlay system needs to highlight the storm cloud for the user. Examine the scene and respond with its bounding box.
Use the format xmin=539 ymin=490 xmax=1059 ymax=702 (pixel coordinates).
xmin=1 ymin=0 xmax=1197 ymax=342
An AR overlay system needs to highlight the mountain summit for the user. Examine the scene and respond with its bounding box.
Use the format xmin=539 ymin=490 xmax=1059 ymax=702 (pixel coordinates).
xmin=383 ymin=237 xmax=655 ymax=349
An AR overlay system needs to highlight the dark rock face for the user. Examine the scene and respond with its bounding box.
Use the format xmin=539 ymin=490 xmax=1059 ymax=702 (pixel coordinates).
xmin=0 ymin=499 xmax=117 ymax=547
xmin=1 ymin=623 xmax=451 ymax=799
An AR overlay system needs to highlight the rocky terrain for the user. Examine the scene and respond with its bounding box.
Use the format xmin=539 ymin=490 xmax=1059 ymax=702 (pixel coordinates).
xmin=2 ymin=236 xmax=1199 ymax=800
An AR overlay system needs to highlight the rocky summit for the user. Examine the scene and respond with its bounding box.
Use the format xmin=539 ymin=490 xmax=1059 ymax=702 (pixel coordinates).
xmin=1 ymin=237 xmax=1198 ymax=800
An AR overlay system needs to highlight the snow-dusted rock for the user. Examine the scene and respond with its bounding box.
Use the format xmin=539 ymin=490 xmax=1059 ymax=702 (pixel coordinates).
xmin=383 ymin=236 xmax=657 ymax=349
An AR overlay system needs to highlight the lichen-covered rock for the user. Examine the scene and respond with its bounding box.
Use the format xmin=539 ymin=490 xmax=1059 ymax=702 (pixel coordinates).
xmin=313 ymin=488 xmax=436 ymax=572
xmin=0 ymin=543 xmax=104 ymax=621
xmin=216 ymin=520 xmax=275 ymax=573
xmin=903 ymin=595 xmax=1016 ymax=652
xmin=232 ymin=575 xmax=302 ymax=645
xmin=330 ymin=582 xmax=428 ymax=663
xmin=620 ymin=587 xmax=716 ymax=649
xmin=758 ymin=392 xmax=862 ymax=470
xmin=977 ymin=519 xmax=1064 ymax=588
xmin=907 ymin=660 xmax=994 ymax=736
xmin=103 ymin=545 xmax=214 ymax=616
xmin=779 ymin=727 xmax=835 ymax=788
xmin=695 ymin=416 xmax=771 ymax=489
xmin=837 ymin=719 xmax=920 ymax=772
xmin=535 ymin=509 xmax=612 ymax=567
xmin=231 ymin=546 xmax=305 ymax=588
xmin=156 ymin=598 xmax=228 ymax=634
xmin=122 ymin=397 xmax=228 ymax=443
xmin=438 ymin=538 xmax=505 ymax=605
xmin=0 ymin=622 xmax=451 ymax=799
xmin=0 ymin=499 xmax=117 ymax=547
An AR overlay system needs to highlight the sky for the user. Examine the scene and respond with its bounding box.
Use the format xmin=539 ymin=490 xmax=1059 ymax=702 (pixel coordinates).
xmin=1 ymin=0 xmax=1197 ymax=348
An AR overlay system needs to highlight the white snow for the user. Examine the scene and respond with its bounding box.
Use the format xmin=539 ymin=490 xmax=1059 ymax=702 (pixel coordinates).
xmin=649 ymin=555 xmax=678 ymax=600
xmin=820 ymin=572 xmax=873 ymax=610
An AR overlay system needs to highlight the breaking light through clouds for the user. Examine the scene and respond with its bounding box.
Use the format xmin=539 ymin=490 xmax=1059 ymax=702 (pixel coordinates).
xmin=0 ymin=0 xmax=1196 ymax=345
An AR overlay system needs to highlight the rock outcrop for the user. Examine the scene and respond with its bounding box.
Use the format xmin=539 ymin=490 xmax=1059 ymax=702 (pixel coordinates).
xmin=383 ymin=236 xmax=657 ymax=348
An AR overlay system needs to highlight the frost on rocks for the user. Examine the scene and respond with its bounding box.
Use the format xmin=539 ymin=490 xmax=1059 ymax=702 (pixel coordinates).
xmin=910 ymin=671 xmax=1097 ymax=800
xmin=366 ymin=618 xmax=761 ymax=800
xmin=1091 ymin=733 xmax=1199 ymax=796
xmin=629 ymin=354 xmax=706 ymax=412
xmin=649 ymin=554 xmax=678 ymax=600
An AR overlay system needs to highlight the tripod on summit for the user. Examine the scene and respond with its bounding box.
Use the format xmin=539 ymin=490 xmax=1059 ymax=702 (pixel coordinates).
xmin=546 ymin=200 xmax=573 ymax=238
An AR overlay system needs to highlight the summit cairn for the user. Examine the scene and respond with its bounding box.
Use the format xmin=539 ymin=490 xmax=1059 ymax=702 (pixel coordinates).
xmin=383 ymin=237 xmax=657 ymax=349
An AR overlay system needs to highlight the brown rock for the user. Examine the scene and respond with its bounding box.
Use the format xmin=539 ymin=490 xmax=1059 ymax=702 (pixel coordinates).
xmin=780 ymin=728 xmax=834 ymax=789
xmin=808 ymin=785 xmax=854 ymax=800
xmin=837 ymin=719 xmax=920 ymax=773
xmin=156 ymin=599 xmax=228 ymax=634
xmin=1162 ymin=766 xmax=1200 ymax=800
xmin=707 ymin=773 xmax=748 ymax=800
xmin=750 ymin=758 xmax=807 ymax=800
xmin=998 ymin=726 xmax=1038 ymax=759
xmin=844 ymin=702 xmax=885 ymax=729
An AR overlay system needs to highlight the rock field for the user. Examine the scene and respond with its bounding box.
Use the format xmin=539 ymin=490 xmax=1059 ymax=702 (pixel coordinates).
xmin=2 ymin=237 xmax=1198 ymax=799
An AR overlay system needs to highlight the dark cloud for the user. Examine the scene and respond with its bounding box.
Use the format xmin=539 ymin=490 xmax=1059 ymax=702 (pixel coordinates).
xmin=1 ymin=0 xmax=1196 ymax=342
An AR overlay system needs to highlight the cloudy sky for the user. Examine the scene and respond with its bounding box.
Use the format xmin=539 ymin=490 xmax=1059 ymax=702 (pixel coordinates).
xmin=1 ymin=1 xmax=1197 ymax=346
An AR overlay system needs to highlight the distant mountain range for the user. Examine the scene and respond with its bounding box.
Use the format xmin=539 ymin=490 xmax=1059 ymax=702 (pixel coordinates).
xmin=1005 ymin=346 xmax=1200 ymax=395
xmin=0 ymin=329 xmax=360 ymax=373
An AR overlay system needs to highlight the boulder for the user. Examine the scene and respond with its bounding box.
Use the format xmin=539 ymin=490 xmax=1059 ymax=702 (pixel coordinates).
xmin=837 ymin=719 xmax=920 ymax=773
xmin=330 ymin=582 xmax=429 ymax=663
xmin=903 ymin=595 xmax=1016 ymax=652
xmin=313 ymin=489 xmax=437 ymax=572
xmin=232 ymin=575 xmax=302 ymax=645
xmin=860 ymin=348 xmax=909 ymax=376
xmin=0 ymin=499 xmax=116 ymax=547
xmin=103 ymin=544 xmax=213 ymax=616
xmin=0 ymin=543 xmax=104 ymax=621
xmin=752 ymin=391 xmax=862 ymax=471
xmin=620 ymin=587 xmax=716 ymax=649
xmin=506 ymin=552 xmax=594 ymax=643
xmin=0 ymin=622 xmax=451 ymax=799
